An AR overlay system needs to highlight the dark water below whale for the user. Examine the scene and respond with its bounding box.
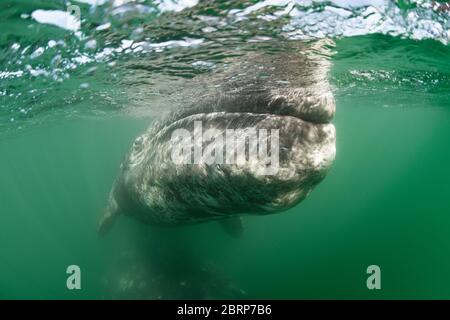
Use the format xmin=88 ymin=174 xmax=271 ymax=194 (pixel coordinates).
xmin=1 ymin=0 xmax=450 ymax=299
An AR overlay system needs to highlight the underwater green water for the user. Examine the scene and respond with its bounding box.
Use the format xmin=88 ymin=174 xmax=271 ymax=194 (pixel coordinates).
xmin=1 ymin=1 xmax=450 ymax=299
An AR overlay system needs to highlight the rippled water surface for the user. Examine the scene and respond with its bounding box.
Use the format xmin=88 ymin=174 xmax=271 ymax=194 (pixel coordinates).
xmin=1 ymin=0 xmax=450 ymax=299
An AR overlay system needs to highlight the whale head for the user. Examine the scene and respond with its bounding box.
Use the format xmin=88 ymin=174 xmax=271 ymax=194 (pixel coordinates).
xmin=99 ymin=41 xmax=336 ymax=233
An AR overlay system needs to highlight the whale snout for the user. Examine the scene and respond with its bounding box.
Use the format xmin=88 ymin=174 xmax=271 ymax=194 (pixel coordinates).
xmin=131 ymin=91 xmax=336 ymax=220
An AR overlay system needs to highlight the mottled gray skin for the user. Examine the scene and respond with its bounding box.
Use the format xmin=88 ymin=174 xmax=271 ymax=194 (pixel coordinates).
xmin=99 ymin=42 xmax=336 ymax=234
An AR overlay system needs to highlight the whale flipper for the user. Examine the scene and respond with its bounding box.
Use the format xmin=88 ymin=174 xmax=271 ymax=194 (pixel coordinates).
xmin=219 ymin=217 xmax=244 ymax=238
xmin=98 ymin=197 xmax=120 ymax=237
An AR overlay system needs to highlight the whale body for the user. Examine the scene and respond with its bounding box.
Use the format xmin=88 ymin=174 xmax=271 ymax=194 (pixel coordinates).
xmin=99 ymin=42 xmax=336 ymax=235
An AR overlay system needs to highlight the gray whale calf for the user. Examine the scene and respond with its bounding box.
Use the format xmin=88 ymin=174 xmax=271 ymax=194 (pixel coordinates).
xmin=99 ymin=42 xmax=336 ymax=235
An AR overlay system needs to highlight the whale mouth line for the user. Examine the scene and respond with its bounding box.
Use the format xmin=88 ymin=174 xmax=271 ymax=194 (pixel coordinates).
xmin=178 ymin=103 xmax=335 ymax=127
xmin=190 ymin=111 xmax=323 ymax=125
